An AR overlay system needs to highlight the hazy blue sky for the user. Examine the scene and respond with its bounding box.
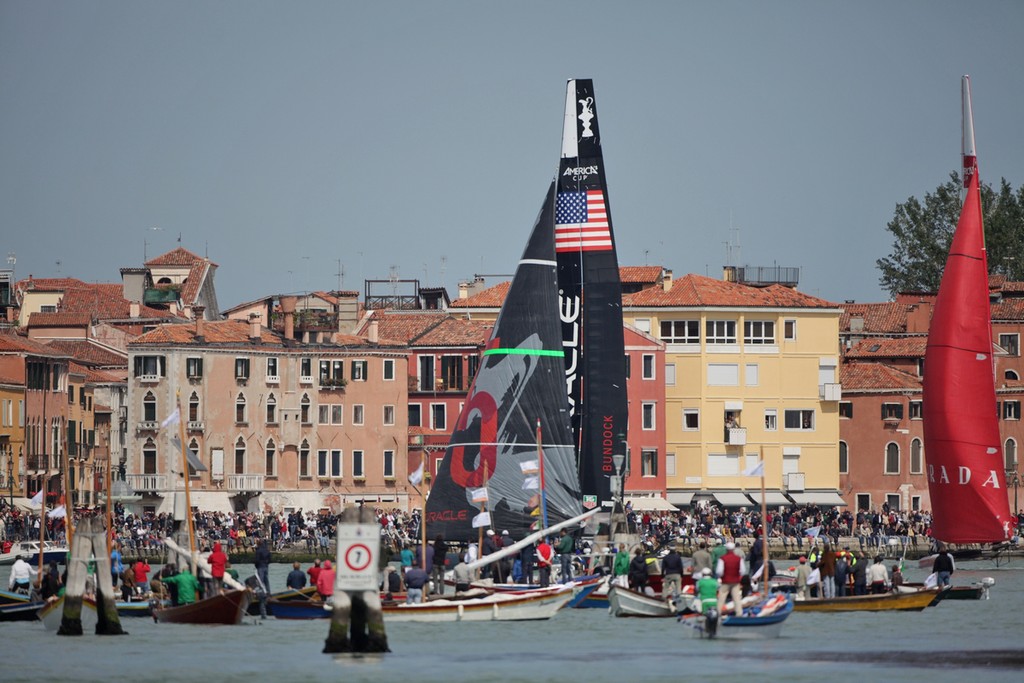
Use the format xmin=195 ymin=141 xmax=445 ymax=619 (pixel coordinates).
xmin=2 ymin=1 xmax=1023 ymax=309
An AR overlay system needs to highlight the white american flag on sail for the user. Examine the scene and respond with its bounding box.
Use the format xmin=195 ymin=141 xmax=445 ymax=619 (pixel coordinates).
xmin=555 ymin=190 xmax=612 ymax=252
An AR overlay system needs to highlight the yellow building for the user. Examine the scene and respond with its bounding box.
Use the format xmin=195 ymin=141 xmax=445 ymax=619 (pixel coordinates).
xmin=624 ymin=272 xmax=844 ymax=508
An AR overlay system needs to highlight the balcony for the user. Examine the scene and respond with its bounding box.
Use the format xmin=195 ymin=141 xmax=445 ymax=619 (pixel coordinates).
xmin=783 ymin=472 xmax=805 ymax=492
xmin=727 ymin=427 xmax=747 ymax=446
xmin=226 ymin=473 xmax=264 ymax=493
xmin=186 ymin=421 xmax=205 ymax=432
xmin=137 ymin=374 xmax=161 ymax=384
xmin=819 ymin=383 xmax=842 ymax=402
xmin=125 ymin=473 xmax=168 ymax=493
xmin=137 ymin=421 xmax=159 ymax=432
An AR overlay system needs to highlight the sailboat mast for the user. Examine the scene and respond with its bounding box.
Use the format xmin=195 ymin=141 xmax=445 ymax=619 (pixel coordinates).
xmin=175 ymin=391 xmax=197 ymax=574
xmin=759 ymin=447 xmax=768 ymax=589
xmin=537 ymin=419 xmax=549 ymax=530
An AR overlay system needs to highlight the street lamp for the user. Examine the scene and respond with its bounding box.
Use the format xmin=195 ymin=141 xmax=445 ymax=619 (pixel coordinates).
xmin=1006 ymin=466 xmax=1021 ymax=531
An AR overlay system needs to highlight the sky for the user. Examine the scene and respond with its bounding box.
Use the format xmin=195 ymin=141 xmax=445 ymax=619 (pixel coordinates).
xmin=2 ymin=1 xmax=1023 ymax=310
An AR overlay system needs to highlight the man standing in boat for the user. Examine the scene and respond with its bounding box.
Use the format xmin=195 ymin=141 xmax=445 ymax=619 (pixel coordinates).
xmin=932 ymin=547 xmax=955 ymax=587
xmin=536 ymin=538 xmax=554 ymax=588
xmin=715 ymin=542 xmax=745 ymax=618
xmin=556 ymin=528 xmax=574 ymax=583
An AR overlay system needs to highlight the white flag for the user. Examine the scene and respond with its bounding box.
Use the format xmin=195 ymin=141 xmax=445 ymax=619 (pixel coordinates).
xmin=29 ymin=488 xmax=43 ymax=508
xmin=742 ymin=460 xmax=765 ymax=477
xmin=522 ymin=475 xmax=540 ymax=490
xmin=408 ymin=461 xmax=424 ymax=487
xmin=471 ymin=511 xmax=491 ymax=528
xmin=805 ymin=525 xmax=821 ymax=538
xmin=520 ymin=459 xmax=539 ymax=474
xmin=160 ymin=407 xmax=181 ymax=430
xmin=469 ymin=487 xmax=489 ymax=503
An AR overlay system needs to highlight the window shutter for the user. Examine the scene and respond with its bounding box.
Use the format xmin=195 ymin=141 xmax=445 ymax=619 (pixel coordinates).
xmin=896 ymin=404 xmax=904 ymax=419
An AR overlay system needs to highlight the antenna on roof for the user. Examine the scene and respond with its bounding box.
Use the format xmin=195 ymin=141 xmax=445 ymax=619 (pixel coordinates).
xmin=336 ymin=259 xmax=344 ymax=291
xmin=440 ymin=255 xmax=447 ymax=283
xmin=55 ymin=260 xmax=62 ymax=274
xmin=177 ymin=232 xmax=182 ymax=244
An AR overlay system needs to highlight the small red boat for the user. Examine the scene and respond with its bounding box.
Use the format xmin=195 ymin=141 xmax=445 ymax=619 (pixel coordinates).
xmin=152 ymin=589 xmax=250 ymax=625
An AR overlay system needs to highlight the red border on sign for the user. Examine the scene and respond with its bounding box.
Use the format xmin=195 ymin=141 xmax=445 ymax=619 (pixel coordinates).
xmin=344 ymin=543 xmax=372 ymax=571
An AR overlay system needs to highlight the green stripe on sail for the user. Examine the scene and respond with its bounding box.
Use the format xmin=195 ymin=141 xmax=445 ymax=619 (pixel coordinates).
xmin=483 ymin=348 xmax=564 ymax=357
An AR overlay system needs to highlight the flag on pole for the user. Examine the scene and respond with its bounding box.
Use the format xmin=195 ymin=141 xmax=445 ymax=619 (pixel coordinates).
xmin=408 ymin=460 xmax=424 ymax=487
xmin=742 ymin=460 xmax=765 ymax=477
xmin=471 ymin=511 xmax=491 ymax=528
xmin=160 ymin=406 xmax=181 ymax=430
xmin=520 ymin=460 xmax=539 ymax=474
xmin=522 ymin=475 xmax=540 ymax=490
xmin=29 ymin=489 xmax=43 ymax=508
xmin=805 ymin=525 xmax=821 ymax=538
xmin=171 ymin=435 xmax=208 ymax=472
xmin=469 ymin=487 xmax=489 ymax=503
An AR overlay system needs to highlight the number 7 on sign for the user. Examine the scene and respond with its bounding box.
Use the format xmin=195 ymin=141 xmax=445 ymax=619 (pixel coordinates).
xmin=334 ymin=523 xmax=380 ymax=592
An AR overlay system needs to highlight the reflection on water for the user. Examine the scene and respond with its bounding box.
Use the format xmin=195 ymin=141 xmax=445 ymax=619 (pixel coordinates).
xmin=1 ymin=561 xmax=1022 ymax=683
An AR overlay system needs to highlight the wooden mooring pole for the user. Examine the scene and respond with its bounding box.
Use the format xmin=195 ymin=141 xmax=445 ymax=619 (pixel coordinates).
xmin=58 ymin=516 xmax=126 ymax=636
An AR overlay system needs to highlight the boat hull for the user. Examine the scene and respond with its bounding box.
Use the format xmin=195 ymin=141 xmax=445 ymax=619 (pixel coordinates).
xmin=382 ymin=585 xmax=573 ymax=622
xmin=793 ymin=588 xmax=942 ymax=612
xmin=0 ymin=600 xmax=45 ymax=622
xmin=0 ymin=541 xmax=69 ymax=566
xmin=607 ymin=584 xmax=677 ymax=618
xmin=152 ymin=589 xmax=250 ymax=625
xmin=38 ymin=595 xmax=158 ymax=629
xmin=681 ymin=595 xmax=794 ymax=640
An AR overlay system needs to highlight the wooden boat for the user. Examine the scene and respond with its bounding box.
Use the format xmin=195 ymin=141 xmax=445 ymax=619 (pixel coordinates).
xmin=680 ymin=593 xmax=794 ymax=640
xmin=37 ymin=595 xmax=160 ymax=629
xmin=151 ymin=588 xmax=249 ymax=625
xmin=792 ymin=588 xmax=943 ymax=612
xmin=0 ymin=588 xmax=31 ymax=606
xmin=607 ymin=584 xmax=680 ymax=618
xmin=247 ymin=585 xmax=317 ymax=616
xmin=269 ymin=590 xmax=408 ymax=620
xmin=382 ymin=584 xmax=574 ymax=623
xmin=0 ymin=599 xmax=45 ymax=622
xmin=898 ymin=579 xmax=993 ymax=602
xmin=0 ymin=540 xmax=69 ymax=566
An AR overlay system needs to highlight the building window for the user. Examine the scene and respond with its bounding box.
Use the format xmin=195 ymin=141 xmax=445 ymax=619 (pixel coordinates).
xmin=383 ymin=405 xmax=395 ymax=426
xmin=910 ymin=438 xmax=923 ymax=474
xmin=383 ymin=359 xmax=395 ymax=381
xmin=317 ymin=449 xmax=328 ymax=478
xmin=624 ymin=355 xmax=630 ymax=379
xmin=189 ymin=392 xmax=200 ymax=422
xmin=235 ymin=394 xmax=247 ymax=424
xmin=352 ymin=450 xmax=364 ymax=478
xmin=707 ymin=363 xmax=739 ymax=386
xmin=666 ymin=452 xmax=676 ymax=476
xmin=705 ymin=320 xmax=737 ymax=344
xmin=383 ymin=450 xmax=395 ymax=478
xmin=266 ymin=357 xmax=279 ymax=382
xmin=419 ymin=356 xmax=435 ymax=391
xmin=331 ymin=405 xmax=344 ymax=425
xmin=186 ymin=439 xmax=200 ymax=477
xmin=885 ymin=442 xmax=900 ymax=474
xmin=642 ymin=402 xmax=655 ymax=430
xmin=266 ymin=439 xmax=276 ymax=476
xmin=266 ymin=394 xmax=277 ymax=424
xmin=665 ymin=363 xmax=676 ymax=386
xmin=441 ymin=355 xmax=463 ymax=391
xmin=839 ymin=441 xmax=849 ymax=474
xmin=743 ymin=320 xmax=776 ymax=345
xmin=745 ymin=363 xmax=759 ymax=386
xmin=234 ymin=357 xmax=250 ymax=380
xmin=234 ymin=437 xmax=246 ymax=475
xmin=143 ymin=391 xmax=157 ymax=422
xmin=468 ymin=354 xmax=480 ymax=382
xmin=143 ymin=438 xmax=157 ymax=474
xmin=764 ymin=409 xmax=777 ymax=431
xmin=186 ymin=357 xmax=203 ymax=379
xmin=331 ymin=450 xmax=342 ymax=478
xmin=642 ymin=354 xmax=655 ymax=380
xmin=783 ymin=319 xmax=797 ymax=341
xmin=683 ymin=409 xmax=699 ymax=431
xmin=839 ymin=402 xmax=853 ymax=419
xmin=707 ymin=452 xmax=740 ymax=476
xmin=1003 ymin=401 xmax=1021 ymax=420
xmin=300 ymin=357 xmax=313 ymax=382
xmin=431 ymin=403 xmax=446 ymax=431
xmin=351 ymin=360 xmax=368 ymax=381
xmin=881 ymin=403 xmax=903 ymax=421
xmin=999 ymin=333 xmax=1019 ymax=356
xmin=784 ymin=409 xmax=814 ymax=431
xmin=909 ymin=401 xmax=923 ymax=420
xmin=353 ymin=404 xmax=365 ymax=426
xmin=300 ymin=394 xmax=311 ymax=424
xmin=659 ymin=320 xmax=700 ymax=344
xmin=1006 ymin=370 xmax=1020 ymax=381
xmin=320 ymin=359 xmax=344 ymax=385
xmin=641 ymin=449 xmax=658 ymax=477
xmin=318 ymin=405 xmax=330 ymax=425
xmin=1005 ymin=438 xmax=1018 ymax=470
xmin=299 ymin=440 xmax=311 ymax=478
xmin=133 ymin=355 xmax=166 ymax=379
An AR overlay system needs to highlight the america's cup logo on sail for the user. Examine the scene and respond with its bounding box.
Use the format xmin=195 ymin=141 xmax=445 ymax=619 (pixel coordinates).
xmin=578 ymin=96 xmax=595 ymax=138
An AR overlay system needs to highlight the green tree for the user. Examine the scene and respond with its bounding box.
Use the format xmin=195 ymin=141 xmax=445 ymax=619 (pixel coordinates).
xmin=876 ymin=173 xmax=1024 ymax=297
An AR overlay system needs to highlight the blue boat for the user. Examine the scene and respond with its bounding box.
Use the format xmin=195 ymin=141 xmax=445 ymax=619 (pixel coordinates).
xmin=680 ymin=593 xmax=794 ymax=640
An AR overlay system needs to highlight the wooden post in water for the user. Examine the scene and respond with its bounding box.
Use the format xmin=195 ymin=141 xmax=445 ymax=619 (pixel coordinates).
xmin=57 ymin=512 xmax=91 ymax=635
xmin=89 ymin=517 xmax=126 ymax=635
xmin=324 ymin=505 xmax=389 ymax=654
xmin=58 ymin=517 xmax=126 ymax=636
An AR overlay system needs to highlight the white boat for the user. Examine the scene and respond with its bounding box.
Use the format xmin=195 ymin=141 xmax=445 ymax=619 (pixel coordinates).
xmin=0 ymin=540 xmax=69 ymax=566
xmin=607 ymin=584 xmax=679 ymax=618
xmin=382 ymin=584 xmax=574 ymax=622
xmin=679 ymin=593 xmax=794 ymax=640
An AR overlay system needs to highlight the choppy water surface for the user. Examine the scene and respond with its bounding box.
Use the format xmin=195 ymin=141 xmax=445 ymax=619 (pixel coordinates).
xmin=2 ymin=561 xmax=1022 ymax=683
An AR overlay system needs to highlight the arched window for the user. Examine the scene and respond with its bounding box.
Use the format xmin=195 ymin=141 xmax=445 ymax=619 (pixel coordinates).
xmin=299 ymin=439 xmax=310 ymax=478
xmin=143 ymin=391 xmax=157 ymax=422
xmin=189 ymin=392 xmax=200 ymax=422
xmin=188 ymin=438 xmax=200 ymax=477
xmin=1006 ymin=370 xmax=1020 ymax=381
xmin=885 ymin=442 xmax=900 ymax=475
xmin=300 ymin=394 xmax=311 ymax=424
xmin=143 ymin=438 xmax=157 ymax=474
xmin=910 ymin=438 xmax=923 ymax=474
xmin=234 ymin=436 xmax=246 ymax=474
xmin=1005 ymin=438 xmax=1017 ymax=471
xmin=266 ymin=438 xmax=276 ymax=476
xmin=266 ymin=393 xmax=277 ymax=424
xmin=235 ymin=393 xmax=246 ymax=424
xmin=839 ymin=441 xmax=849 ymax=474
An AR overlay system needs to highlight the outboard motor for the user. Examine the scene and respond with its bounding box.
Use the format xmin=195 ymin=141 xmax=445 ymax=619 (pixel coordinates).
xmin=980 ymin=577 xmax=995 ymax=600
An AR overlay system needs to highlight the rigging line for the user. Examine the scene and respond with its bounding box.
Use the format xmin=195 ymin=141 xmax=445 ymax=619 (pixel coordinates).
xmin=483 ymin=348 xmax=563 ymax=357
xmin=441 ymin=441 xmax=576 ymax=449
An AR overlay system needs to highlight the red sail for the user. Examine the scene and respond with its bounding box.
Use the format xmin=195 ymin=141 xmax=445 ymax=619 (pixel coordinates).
xmin=923 ymin=171 xmax=1013 ymax=543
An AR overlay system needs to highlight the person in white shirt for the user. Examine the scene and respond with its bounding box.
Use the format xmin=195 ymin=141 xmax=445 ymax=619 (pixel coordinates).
xmin=8 ymin=556 xmax=38 ymax=593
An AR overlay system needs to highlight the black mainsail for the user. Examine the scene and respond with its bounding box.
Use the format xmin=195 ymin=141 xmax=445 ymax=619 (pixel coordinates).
xmin=556 ymin=79 xmax=629 ymax=509
xmin=425 ymin=183 xmax=582 ymax=542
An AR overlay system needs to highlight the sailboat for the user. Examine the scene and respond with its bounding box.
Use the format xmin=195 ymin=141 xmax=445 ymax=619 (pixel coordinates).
xmin=922 ymin=75 xmax=1014 ymax=545
xmin=556 ymin=79 xmax=628 ymax=512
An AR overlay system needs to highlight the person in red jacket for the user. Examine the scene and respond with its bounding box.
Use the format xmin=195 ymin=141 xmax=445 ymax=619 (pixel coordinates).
xmin=317 ymin=560 xmax=336 ymax=601
xmin=715 ymin=541 xmax=746 ymax=617
xmin=133 ymin=558 xmax=152 ymax=594
xmin=536 ymin=540 xmax=554 ymax=588
xmin=208 ymin=542 xmax=228 ymax=594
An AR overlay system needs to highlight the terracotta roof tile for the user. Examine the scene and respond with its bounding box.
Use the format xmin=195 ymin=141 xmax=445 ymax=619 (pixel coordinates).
xmin=415 ymin=317 xmax=491 ymax=346
xmin=840 ymin=362 xmax=922 ymax=391
xmin=42 ymin=340 xmax=127 ymax=368
xmin=991 ymin=298 xmax=1024 ymax=321
xmin=619 ymin=266 xmax=664 ymax=284
xmin=846 ymin=337 xmax=926 ymax=359
xmin=60 ymin=284 xmax=175 ymax=320
xmin=450 ymin=282 xmax=510 ymax=308
xmin=28 ymin=312 xmax=93 ymax=327
xmin=144 ymin=247 xmax=207 ymax=267
xmin=178 ymin=261 xmax=208 ymax=306
xmin=839 ymin=302 xmax=909 ymax=333
xmin=366 ymin=312 xmax=490 ymax=347
xmin=624 ymin=273 xmax=837 ymax=308
xmin=0 ymin=332 xmax=70 ymax=357
xmin=131 ymin=320 xmax=284 ymax=346
xmin=15 ymin=277 xmax=87 ymax=296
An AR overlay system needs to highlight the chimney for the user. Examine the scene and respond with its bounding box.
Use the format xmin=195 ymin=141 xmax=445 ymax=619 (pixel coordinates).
xmin=280 ymin=296 xmax=297 ymax=341
xmin=335 ymin=291 xmax=360 ymax=335
xmin=129 ymin=301 xmax=140 ymax=318
xmin=249 ymin=313 xmax=262 ymax=343
xmin=193 ymin=305 xmax=205 ymax=340
xmin=368 ymin=318 xmax=379 ymax=343
xmin=662 ymin=268 xmax=673 ymax=292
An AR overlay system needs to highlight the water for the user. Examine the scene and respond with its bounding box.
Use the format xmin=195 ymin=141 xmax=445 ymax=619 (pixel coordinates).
xmin=2 ymin=561 xmax=1022 ymax=683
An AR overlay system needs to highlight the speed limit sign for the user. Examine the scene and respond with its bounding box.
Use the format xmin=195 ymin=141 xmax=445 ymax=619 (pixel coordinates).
xmin=334 ymin=523 xmax=380 ymax=591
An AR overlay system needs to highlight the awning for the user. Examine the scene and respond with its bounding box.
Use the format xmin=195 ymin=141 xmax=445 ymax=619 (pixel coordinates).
xmin=746 ymin=490 xmax=790 ymax=506
xmin=787 ymin=490 xmax=848 ymax=506
xmin=625 ymin=496 xmax=677 ymax=512
xmin=666 ymin=491 xmax=696 ymax=506
xmin=711 ymin=491 xmax=752 ymax=507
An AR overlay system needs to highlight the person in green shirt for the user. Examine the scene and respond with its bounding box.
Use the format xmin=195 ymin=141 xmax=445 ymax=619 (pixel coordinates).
xmin=556 ymin=529 xmax=575 ymax=583
xmin=695 ymin=567 xmax=719 ymax=614
xmin=161 ymin=570 xmax=201 ymax=606
xmin=612 ymin=543 xmax=630 ymax=583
